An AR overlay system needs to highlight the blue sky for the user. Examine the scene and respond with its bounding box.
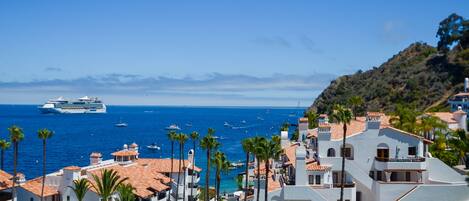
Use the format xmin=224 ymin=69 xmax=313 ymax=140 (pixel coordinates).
xmin=0 ymin=1 xmax=468 ymax=106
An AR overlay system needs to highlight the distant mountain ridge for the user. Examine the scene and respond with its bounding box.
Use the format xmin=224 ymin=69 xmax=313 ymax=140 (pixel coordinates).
xmin=310 ymin=42 xmax=467 ymax=114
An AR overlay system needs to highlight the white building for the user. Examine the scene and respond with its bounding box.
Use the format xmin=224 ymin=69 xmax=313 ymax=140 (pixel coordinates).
xmin=252 ymin=113 xmax=469 ymax=201
xmin=15 ymin=143 xmax=201 ymax=201
xmin=427 ymin=107 xmax=467 ymax=132
xmin=448 ymin=78 xmax=469 ymax=114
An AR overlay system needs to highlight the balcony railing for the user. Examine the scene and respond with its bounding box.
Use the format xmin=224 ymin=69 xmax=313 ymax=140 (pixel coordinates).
xmin=333 ymin=182 xmax=355 ymax=188
xmin=375 ymin=157 xmax=425 ymax=162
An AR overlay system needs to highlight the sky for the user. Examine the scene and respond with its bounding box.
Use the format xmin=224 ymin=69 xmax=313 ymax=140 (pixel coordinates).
xmin=0 ymin=1 xmax=468 ymax=106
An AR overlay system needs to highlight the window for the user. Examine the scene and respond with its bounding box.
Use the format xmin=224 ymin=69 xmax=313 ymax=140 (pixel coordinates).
xmin=356 ymin=191 xmax=362 ymax=201
xmin=67 ymin=196 xmax=70 ymax=201
xmin=369 ymin=171 xmax=374 ymax=179
xmin=308 ymin=175 xmax=314 ymax=184
xmin=376 ymin=171 xmax=383 ymax=181
xmin=408 ymin=147 xmax=416 ymax=156
xmin=315 ymin=175 xmax=321 ymax=185
xmin=406 ymin=172 xmax=411 ymax=182
xmin=341 ymin=147 xmax=352 ymax=158
xmin=30 ymin=198 xmax=34 ymax=201
xmin=377 ymin=148 xmax=389 ymax=159
xmin=327 ymin=148 xmax=336 ymax=157
xmin=390 ymin=172 xmax=397 ymax=181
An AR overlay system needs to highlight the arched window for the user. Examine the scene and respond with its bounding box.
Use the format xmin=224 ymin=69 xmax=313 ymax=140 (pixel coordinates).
xmin=377 ymin=143 xmax=389 ymax=160
xmin=341 ymin=144 xmax=354 ymax=160
xmin=327 ymin=148 xmax=336 ymax=157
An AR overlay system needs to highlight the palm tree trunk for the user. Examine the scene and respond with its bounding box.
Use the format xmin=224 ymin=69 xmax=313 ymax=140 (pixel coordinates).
xmin=339 ymin=124 xmax=347 ymax=201
xmin=12 ymin=142 xmax=17 ymax=201
xmin=264 ymin=161 xmax=269 ymax=201
xmin=168 ymin=141 xmax=174 ymax=201
xmin=191 ymin=141 xmax=195 ymax=201
xmin=216 ymin=174 xmax=221 ymax=201
xmin=256 ymin=158 xmax=260 ymax=201
xmin=1 ymin=149 xmax=4 ymax=170
xmin=182 ymin=143 xmax=187 ymax=201
xmin=205 ymin=148 xmax=210 ymax=201
xmin=215 ymin=169 xmax=220 ymax=201
xmin=177 ymin=143 xmax=182 ymax=201
xmin=244 ymin=152 xmax=250 ymax=201
xmin=41 ymin=140 xmax=46 ymax=201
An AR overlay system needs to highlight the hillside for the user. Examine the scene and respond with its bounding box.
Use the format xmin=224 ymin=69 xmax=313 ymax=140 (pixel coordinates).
xmin=310 ymin=42 xmax=467 ymax=114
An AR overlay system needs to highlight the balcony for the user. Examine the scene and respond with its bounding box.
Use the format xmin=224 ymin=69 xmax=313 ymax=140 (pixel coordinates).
xmin=333 ymin=182 xmax=355 ymax=188
xmin=374 ymin=157 xmax=426 ymax=170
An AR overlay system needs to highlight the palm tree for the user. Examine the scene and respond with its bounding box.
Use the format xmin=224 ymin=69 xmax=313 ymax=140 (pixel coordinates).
xmin=69 ymin=178 xmax=90 ymax=201
xmin=117 ymin=183 xmax=135 ymax=201
xmin=305 ymin=111 xmax=319 ymax=129
xmin=189 ymin=131 xmax=199 ymax=201
xmin=212 ymin=151 xmax=230 ymax=201
xmin=167 ymin=130 xmax=177 ymax=201
xmin=175 ymin=133 xmax=188 ymax=201
xmin=258 ymin=139 xmax=282 ymax=201
xmin=0 ymin=139 xmax=11 ymax=170
xmin=389 ymin=104 xmax=419 ymax=133
xmin=9 ymin=125 xmax=24 ymax=201
xmin=348 ymin=96 xmax=364 ymax=120
xmin=418 ymin=116 xmax=447 ymax=154
xmin=38 ymin=128 xmax=53 ymax=201
xmin=241 ymin=138 xmax=254 ymax=201
xmin=252 ymin=136 xmax=266 ymax=201
xmin=90 ymin=169 xmax=128 ymax=201
xmin=331 ymin=104 xmax=352 ymax=201
xmin=200 ymin=128 xmax=219 ymax=201
xmin=449 ymin=129 xmax=469 ymax=168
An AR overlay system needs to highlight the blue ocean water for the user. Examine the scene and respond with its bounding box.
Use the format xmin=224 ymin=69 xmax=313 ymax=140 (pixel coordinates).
xmin=0 ymin=105 xmax=304 ymax=193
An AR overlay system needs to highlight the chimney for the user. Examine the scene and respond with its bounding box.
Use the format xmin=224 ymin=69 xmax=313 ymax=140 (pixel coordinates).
xmin=281 ymin=131 xmax=289 ymax=148
xmin=453 ymin=106 xmax=467 ymax=132
xmin=295 ymin=146 xmax=307 ymax=186
xmin=317 ymin=122 xmax=331 ymax=141
xmin=15 ymin=173 xmax=26 ymax=184
xmin=188 ymin=149 xmax=195 ymax=165
xmin=298 ymin=118 xmax=309 ymax=142
xmin=465 ymin=78 xmax=469 ymax=92
xmin=366 ymin=112 xmax=383 ymax=130
xmin=129 ymin=142 xmax=139 ymax=156
xmin=90 ymin=152 xmax=103 ymax=165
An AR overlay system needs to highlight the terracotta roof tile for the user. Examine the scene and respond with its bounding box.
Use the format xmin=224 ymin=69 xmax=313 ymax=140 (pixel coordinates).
xmin=111 ymin=150 xmax=138 ymax=157
xmin=299 ymin=118 xmax=308 ymax=123
xmin=0 ymin=170 xmax=13 ymax=191
xmin=21 ymin=177 xmax=59 ymax=197
xmin=429 ymin=112 xmax=458 ymax=124
xmin=63 ymin=166 xmax=81 ymax=171
xmin=306 ymin=162 xmax=330 ymax=171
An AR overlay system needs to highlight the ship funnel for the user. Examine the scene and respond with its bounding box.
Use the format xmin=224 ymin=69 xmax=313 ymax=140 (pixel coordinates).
xmin=465 ymin=78 xmax=469 ymax=92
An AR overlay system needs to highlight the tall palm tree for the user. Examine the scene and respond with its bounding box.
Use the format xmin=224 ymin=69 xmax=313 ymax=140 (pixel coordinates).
xmin=90 ymin=169 xmax=128 ymax=201
xmin=449 ymin=129 xmax=469 ymax=168
xmin=389 ymin=104 xmax=419 ymax=133
xmin=212 ymin=151 xmax=230 ymax=201
xmin=348 ymin=96 xmax=364 ymax=120
xmin=241 ymin=138 xmax=254 ymax=201
xmin=0 ymin=139 xmax=11 ymax=170
xmin=9 ymin=125 xmax=24 ymax=201
xmin=418 ymin=116 xmax=447 ymax=154
xmin=258 ymin=139 xmax=282 ymax=201
xmin=189 ymin=131 xmax=199 ymax=201
xmin=331 ymin=104 xmax=352 ymax=201
xmin=69 ymin=178 xmax=90 ymax=201
xmin=305 ymin=111 xmax=319 ymax=129
xmin=117 ymin=183 xmax=135 ymax=201
xmin=176 ymin=133 xmax=188 ymax=201
xmin=200 ymin=128 xmax=219 ymax=201
xmin=38 ymin=128 xmax=53 ymax=201
xmin=167 ymin=130 xmax=177 ymax=201
xmin=252 ymin=136 xmax=266 ymax=201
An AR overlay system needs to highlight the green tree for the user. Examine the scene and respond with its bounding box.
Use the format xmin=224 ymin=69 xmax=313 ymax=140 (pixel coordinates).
xmin=348 ymin=96 xmax=364 ymax=120
xmin=212 ymin=151 xmax=230 ymax=201
xmin=200 ymin=128 xmax=219 ymax=201
xmin=38 ymin=128 xmax=53 ymax=201
xmin=241 ymin=138 xmax=255 ymax=201
xmin=436 ymin=13 xmax=468 ymax=53
xmin=331 ymin=104 xmax=352 ymax=201
xmin=252 ymin=136 xmax=267 ymax=201
xmin=280 ymin=122 xmax=289 ymax=132
xmin=166 ymin=131 xmax=177 ymax=201
xmin=176 ymin=133 xmax=189 ymax=201
xmin=0 ymin=139 xmax=11 ymax=170
xmin=257 ymin=139 xmax=282 ymax=201
xmin=290 ymin=129 xmax=299 ymax=141
xmin=90 ymin=169 xmax=128 ymax=201
xmin=9 ymin=125 xmax=24 ymax=201
xmin=117 ymin=183 xmax=135 ymax=201
xmin=305 ymin=111 xmax=319 ymax=129
xmin=69 ymin=179 xmax=90 ymax=201
xmin=449 ymin=129 xmax=469 ymax=168
xmin=390 ymin=104 xmax=419 ymax=133
xmin=189 ymin=131 xmax=199 ymax=200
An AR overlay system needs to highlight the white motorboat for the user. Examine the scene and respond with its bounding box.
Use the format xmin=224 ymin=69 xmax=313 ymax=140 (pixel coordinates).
xmin=165 ymin=124 xmax=181 ymax=130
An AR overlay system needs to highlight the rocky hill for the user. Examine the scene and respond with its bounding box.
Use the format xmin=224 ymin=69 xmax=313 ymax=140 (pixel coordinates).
xmin=310 ymin=42 xmax=467 ymax=114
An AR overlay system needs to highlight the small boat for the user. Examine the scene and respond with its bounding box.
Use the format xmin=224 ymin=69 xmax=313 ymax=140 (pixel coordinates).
xmin=257 ymin=116 xmax=264 ymax=121
xmin=165 ymin=124 xmax=181 ymax=130
xmin=212 ymin=136 xmax=225 ymax=140
xmin=224 ymin=122 xmax=232 ymax=127
xmin=147 ymin=143 xmax=161 ymax=150
xmin=241 ymin=120 xmax=247 ymax=124
xmin=185 ymin=122 xmax=193 ymax=127
xmin=115 ymin=118 xmax=128 ymax=127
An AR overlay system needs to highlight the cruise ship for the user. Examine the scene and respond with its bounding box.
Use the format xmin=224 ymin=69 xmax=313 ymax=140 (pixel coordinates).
xmin=38 ymin=96 xmax=106 ymax=114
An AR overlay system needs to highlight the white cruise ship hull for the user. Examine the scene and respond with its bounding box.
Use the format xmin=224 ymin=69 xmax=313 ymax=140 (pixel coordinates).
xmin=39 ymin=107 xmax=107 ymax=114
xmin=38 ymin=96 xmax=107 ymax=114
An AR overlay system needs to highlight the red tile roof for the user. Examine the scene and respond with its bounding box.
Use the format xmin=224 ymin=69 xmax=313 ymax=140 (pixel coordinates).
xmin=21 ymin=177 xmax=59 ymax=197
xmin=111 ymin=150 xmax=138 ymax=157
xmin=0 ymin=170 xmax=13 ymax=191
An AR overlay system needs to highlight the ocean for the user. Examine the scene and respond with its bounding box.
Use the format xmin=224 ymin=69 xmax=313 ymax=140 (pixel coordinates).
xmin=0 ymin=105 xmax=304 ymax=193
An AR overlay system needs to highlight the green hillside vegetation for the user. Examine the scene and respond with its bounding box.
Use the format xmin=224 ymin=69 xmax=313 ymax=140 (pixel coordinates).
xmin=310 ymin=13 xmax=469 ymax=115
